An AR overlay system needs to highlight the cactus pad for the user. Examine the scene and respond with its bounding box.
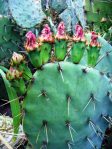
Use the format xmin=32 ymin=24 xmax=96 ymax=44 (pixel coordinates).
xmin=0 ymin=16 xmax=21 ymax=67
xmin=95 ymin=36 xmax=112 ymax=74
xmin=84 ymin=0 xmax=112 ymax=31
xmin=9 ymin=0 xmax=46 ymax=28
xmin=23 ymin=62 xmax=112 ymax=149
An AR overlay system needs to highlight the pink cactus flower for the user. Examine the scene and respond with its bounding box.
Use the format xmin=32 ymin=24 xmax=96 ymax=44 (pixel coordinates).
xmin=73 ymin=24 xmax=85 ymax=42
xmin=39 ymin=24 xmax=54 ymax=43
xmin=25 ymin=31 xmax=37 ymax=51
xmin=55 ymin=22 xmax=67 ymax=40
xmin=90 ymin=32 xmax=100 ymax=47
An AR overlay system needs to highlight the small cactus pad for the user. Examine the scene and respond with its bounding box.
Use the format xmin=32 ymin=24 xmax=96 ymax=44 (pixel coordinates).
xmin=40 ymin=43 xmax=52 ymax=64
xmin=23 ymin=62 xmax=112 ymax=149
xmin=55 ymin=40 xmax=67 ymax=61
xmin=9 ymin=0 xmax=46 ymax=28
xmin=71 ymin=42 xmax=85 ymax=64
xmin=95 ymin=36 xmax=112 ymax=74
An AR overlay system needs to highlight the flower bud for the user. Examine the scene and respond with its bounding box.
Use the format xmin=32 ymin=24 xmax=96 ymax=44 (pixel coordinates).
xmin=6 ymin=67 xmax=22 ymax=81
xmin=38 ymin=24 xmax=54 ymax=43
xmin=55 ymin=22 xmax=68 ymax=40
xmin=90 ymin=32 xmax=100 ymax=47
xmin=11 ymin=52 xmax=24 ymax=65
xmin=73 ymin=24 xmax=85 ymax=42
xmin=24 ymin=31 xmax=37 ymax=51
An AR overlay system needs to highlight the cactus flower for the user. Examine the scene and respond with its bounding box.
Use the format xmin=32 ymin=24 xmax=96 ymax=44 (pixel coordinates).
xmin=38 ymin=24 xmax=54 ymax=43
xmin=73 ymin=24 xmax=85 ymax=42
xmin=11 ymin=52 xmax=24 ymax=65
xmin=6 ymin=67 xmax=22 ymax=81
xmin=55 ymin=22 xmax=68 ymax=40
xmin=24 ymin=31 xmax=37 ymax=51
xmin=90 ymin=32 xmax=100 ymax=47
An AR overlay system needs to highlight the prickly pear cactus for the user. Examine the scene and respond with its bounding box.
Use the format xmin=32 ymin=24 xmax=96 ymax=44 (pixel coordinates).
xmin=95 ymin=35 xmax=112 ymax=74
xmin=17 ymin=22 xmax=112 ymax=149
xmin=0 ymin=16 xmax=21 ymax=67
xmin=82 ymin=33 xmax=112 ymax=74
xmin=24 ymin=24 xmax=54 ymax=68
xmin=23 ymin=62 xmax=112 ymax=149
xmin=9 ymin=0 xmax=46 ymax=28
xmin=71 ymin=24 xmax=86 ymax=64
xmin=54 ymin=22 xmax=68 ymax=61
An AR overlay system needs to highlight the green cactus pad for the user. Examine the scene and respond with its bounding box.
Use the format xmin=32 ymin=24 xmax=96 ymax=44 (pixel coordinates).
xmin=11 ymin=78 xmax=26 ymax=95
xmin=71 ymin=42 xmax=85 ymax=64
xmin=85 ymin=0 xmax=112 ymax=14
xmin=40 ymin=43 xmax=52 ymax=64
xmin=87 ymin=46 xmax=100 ymax=67
xmin=0 ymin=16 xmax=21 ymax=67
xmin=23 ymin=62 xmax=112 ymax=149
xmin=55 ymin=40 xmax=67 ymax=61
xmin=28 ymin=50 xmax=42 ymax=68
xmin=84 ymin=0 xmax=112 ymax=31
xmin=84 ymin=34 xmax=112 ymax=73
xmin=28 ymin=43 xmax=52 ymax=68
xmin=9 ymin=0 xmax=46 ymax=28
xmin=95 ymin=36 xmax=112 ymax=74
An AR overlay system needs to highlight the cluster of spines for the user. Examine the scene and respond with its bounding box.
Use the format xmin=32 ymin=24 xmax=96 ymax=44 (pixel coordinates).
xmin=22 ymin=62 xmax=112 ymax=149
